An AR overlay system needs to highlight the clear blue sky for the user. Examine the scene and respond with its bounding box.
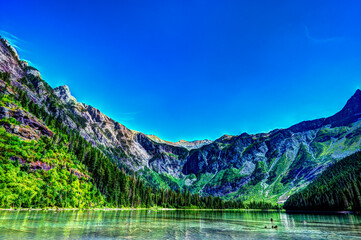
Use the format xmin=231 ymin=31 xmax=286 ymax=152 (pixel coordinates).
xmin=1 ymin=0 xmax=361 ymax=142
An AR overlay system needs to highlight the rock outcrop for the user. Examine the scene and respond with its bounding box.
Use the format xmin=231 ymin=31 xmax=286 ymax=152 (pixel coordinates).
xmin=54 ymin=85 xmax=76 ymax=104
xmin=0 ymin=39 xmax=25 ymax=80
xmin=0 ymin=106 xmax=53 ymax=139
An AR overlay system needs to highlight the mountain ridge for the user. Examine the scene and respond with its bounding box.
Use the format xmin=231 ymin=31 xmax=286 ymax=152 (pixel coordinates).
xmin=1 ymin=36 xmax=361 ymax=204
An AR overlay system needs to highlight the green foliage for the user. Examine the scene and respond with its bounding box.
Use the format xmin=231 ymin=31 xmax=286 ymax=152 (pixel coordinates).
xmin=66 ymin=112 xmax=88 ymax=128
xmin=0 ymin=127 xmax=105 ymax=208
xmin=0 ymin=117 xmax=20 ymax=125
xmin=250 ymin=161 xmax=267 ymax=185
xmin=309 ymin=127 xmax=350 ymax=159
xmin=281 ymin=144 xmax=313 ymax=185
xmin=206 ymin=168 xmax=247 ymax=189
xmin=0 ymin=71 xmax=11 ymax=84
xmin=272 ymin=181 xmax=284 ymax=195
xmin=267 ymin=152 xmax=289 ymax=184
xmin=246 ymin=200 xmax=282 ymax=210
xmin=18 ymin=76 xmax=36 ymax=92
xmin=0 ymin=80 xmax=249 ymax=210
xmin=284 ymin=151 xmax=361 ymax=211
xmin=186 ymin=173 xmax=214 ymax=193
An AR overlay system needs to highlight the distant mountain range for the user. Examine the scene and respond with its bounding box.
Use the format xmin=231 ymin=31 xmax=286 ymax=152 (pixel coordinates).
xmin=1 ymin=36 xmax=361 ymax=204
xmin=146 ymin=135 xmax=212 ymax=150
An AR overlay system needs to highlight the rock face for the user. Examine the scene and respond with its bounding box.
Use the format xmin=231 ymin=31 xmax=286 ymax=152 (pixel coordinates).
xmin=1 ymin=36 xmax=361 ymax=202
xmin=0 ymin=105 xmax=53 ymax=140
xmin=175 ymin=139 xmax=213 ymax=149
xmin=25 ymin=67 xmax=41 ymax=78
xmin=0 ymin=39 xmax=25 ymax=80
xmin=147 ymin=135 xmax=212 ymax=150
xmin=54 ymin=85 xmax=76 ymax=104
xmin=0 ymin=107 xmax=10 ymax=119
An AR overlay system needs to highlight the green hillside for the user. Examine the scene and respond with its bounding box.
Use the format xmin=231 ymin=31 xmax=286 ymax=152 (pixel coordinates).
xmin=0 ymin=74 xmax=248 ymax=209
xmin=284 ymin=151 xmax=361 ymax=212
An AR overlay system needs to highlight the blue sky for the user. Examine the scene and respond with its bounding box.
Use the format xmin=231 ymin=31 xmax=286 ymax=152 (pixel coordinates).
xmin=1 ymin=0 xmax=361 ymax=142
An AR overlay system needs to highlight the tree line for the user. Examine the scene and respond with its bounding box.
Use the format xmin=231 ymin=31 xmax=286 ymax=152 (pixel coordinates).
xmin=1 ymin=75 xmax=254 ymax=209
xmin=284 ymin=151 xmax=361 ymax=212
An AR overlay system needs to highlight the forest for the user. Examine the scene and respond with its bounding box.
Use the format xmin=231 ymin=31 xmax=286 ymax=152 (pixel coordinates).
xmin=0 ymin=74 xmax=281 ymax=210
xmin=284 ymin=151 xmax=361 ymax=212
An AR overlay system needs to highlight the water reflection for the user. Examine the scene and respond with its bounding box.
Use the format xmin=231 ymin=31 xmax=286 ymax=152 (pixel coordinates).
xmin=0 ymin=210 xmax=360 ymax=239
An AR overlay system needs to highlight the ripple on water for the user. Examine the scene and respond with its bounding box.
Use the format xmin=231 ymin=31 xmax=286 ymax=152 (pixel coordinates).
xmin=0 ymin=210 xmax=360 ymax=240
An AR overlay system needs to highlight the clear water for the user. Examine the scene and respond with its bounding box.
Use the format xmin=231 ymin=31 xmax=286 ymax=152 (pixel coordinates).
xmin=0 ymin=210 xmax=360 ymax=240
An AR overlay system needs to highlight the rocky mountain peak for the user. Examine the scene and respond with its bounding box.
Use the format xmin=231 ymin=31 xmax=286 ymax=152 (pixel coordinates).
xmin=0 ymin=38 xmax=25 ymax=79
xmin=340 ymin=89 xmax=361 ymax=114
xmin=324 ymin=89 xmax=361 ymax=126
xmin=146 ymin=135 xmax=212 ymax=150
xmin=289 ymin=89 xmax=361 ymax=132
xmin=1 ymin=38 xmax=20 ymax=61
xmin=174 ymin=139 xmax=213 ymax=149
xmin=25 ymin=66 xmax=41 ymax=78
xmin=54 ymin=85 xmax=77 ymax=104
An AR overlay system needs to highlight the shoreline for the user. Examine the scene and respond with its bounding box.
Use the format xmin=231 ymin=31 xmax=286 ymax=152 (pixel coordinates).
xmin=0 ymin=208 xmax=356 ymax=215
xmin=0 ymin=207 xmax=174 ymax=211
xmin=0 ymin=207 xmax=283 ymax=212
xmin=285 ymin=209 xmax=354 ymax=215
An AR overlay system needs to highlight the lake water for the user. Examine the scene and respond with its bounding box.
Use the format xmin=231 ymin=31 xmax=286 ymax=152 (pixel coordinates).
xmin=0 ymin=210 xmax=360 ymax=239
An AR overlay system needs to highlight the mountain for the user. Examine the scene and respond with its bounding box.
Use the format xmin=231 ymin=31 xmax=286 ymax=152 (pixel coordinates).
xmin=146 ymin=135 xmax=212 ymax=150
xmin=284 ymin=151 xmax=361 ymax=211
xmin=1 ymin=36 xmax=361 ymax=205
xmin=0 ymin=37 xmax=244 ymax=209
xmin=179 ymin=90 xmax=361 ymax=202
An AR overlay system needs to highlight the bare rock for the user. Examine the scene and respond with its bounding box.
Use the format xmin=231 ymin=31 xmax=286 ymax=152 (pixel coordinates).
xmin=0 ymin=107 xmax=10 ymax=119
xmin=25 ymin=68 xmax=41 ymax=78
xmin=0 ymin=39 xmax=25 ymax=79
xmin=54 ymin=85 xmax=76 ymax=104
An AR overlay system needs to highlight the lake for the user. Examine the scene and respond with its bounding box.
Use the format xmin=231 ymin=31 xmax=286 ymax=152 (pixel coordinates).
xmin=0 ymin=210 xmax=360 ymax=239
